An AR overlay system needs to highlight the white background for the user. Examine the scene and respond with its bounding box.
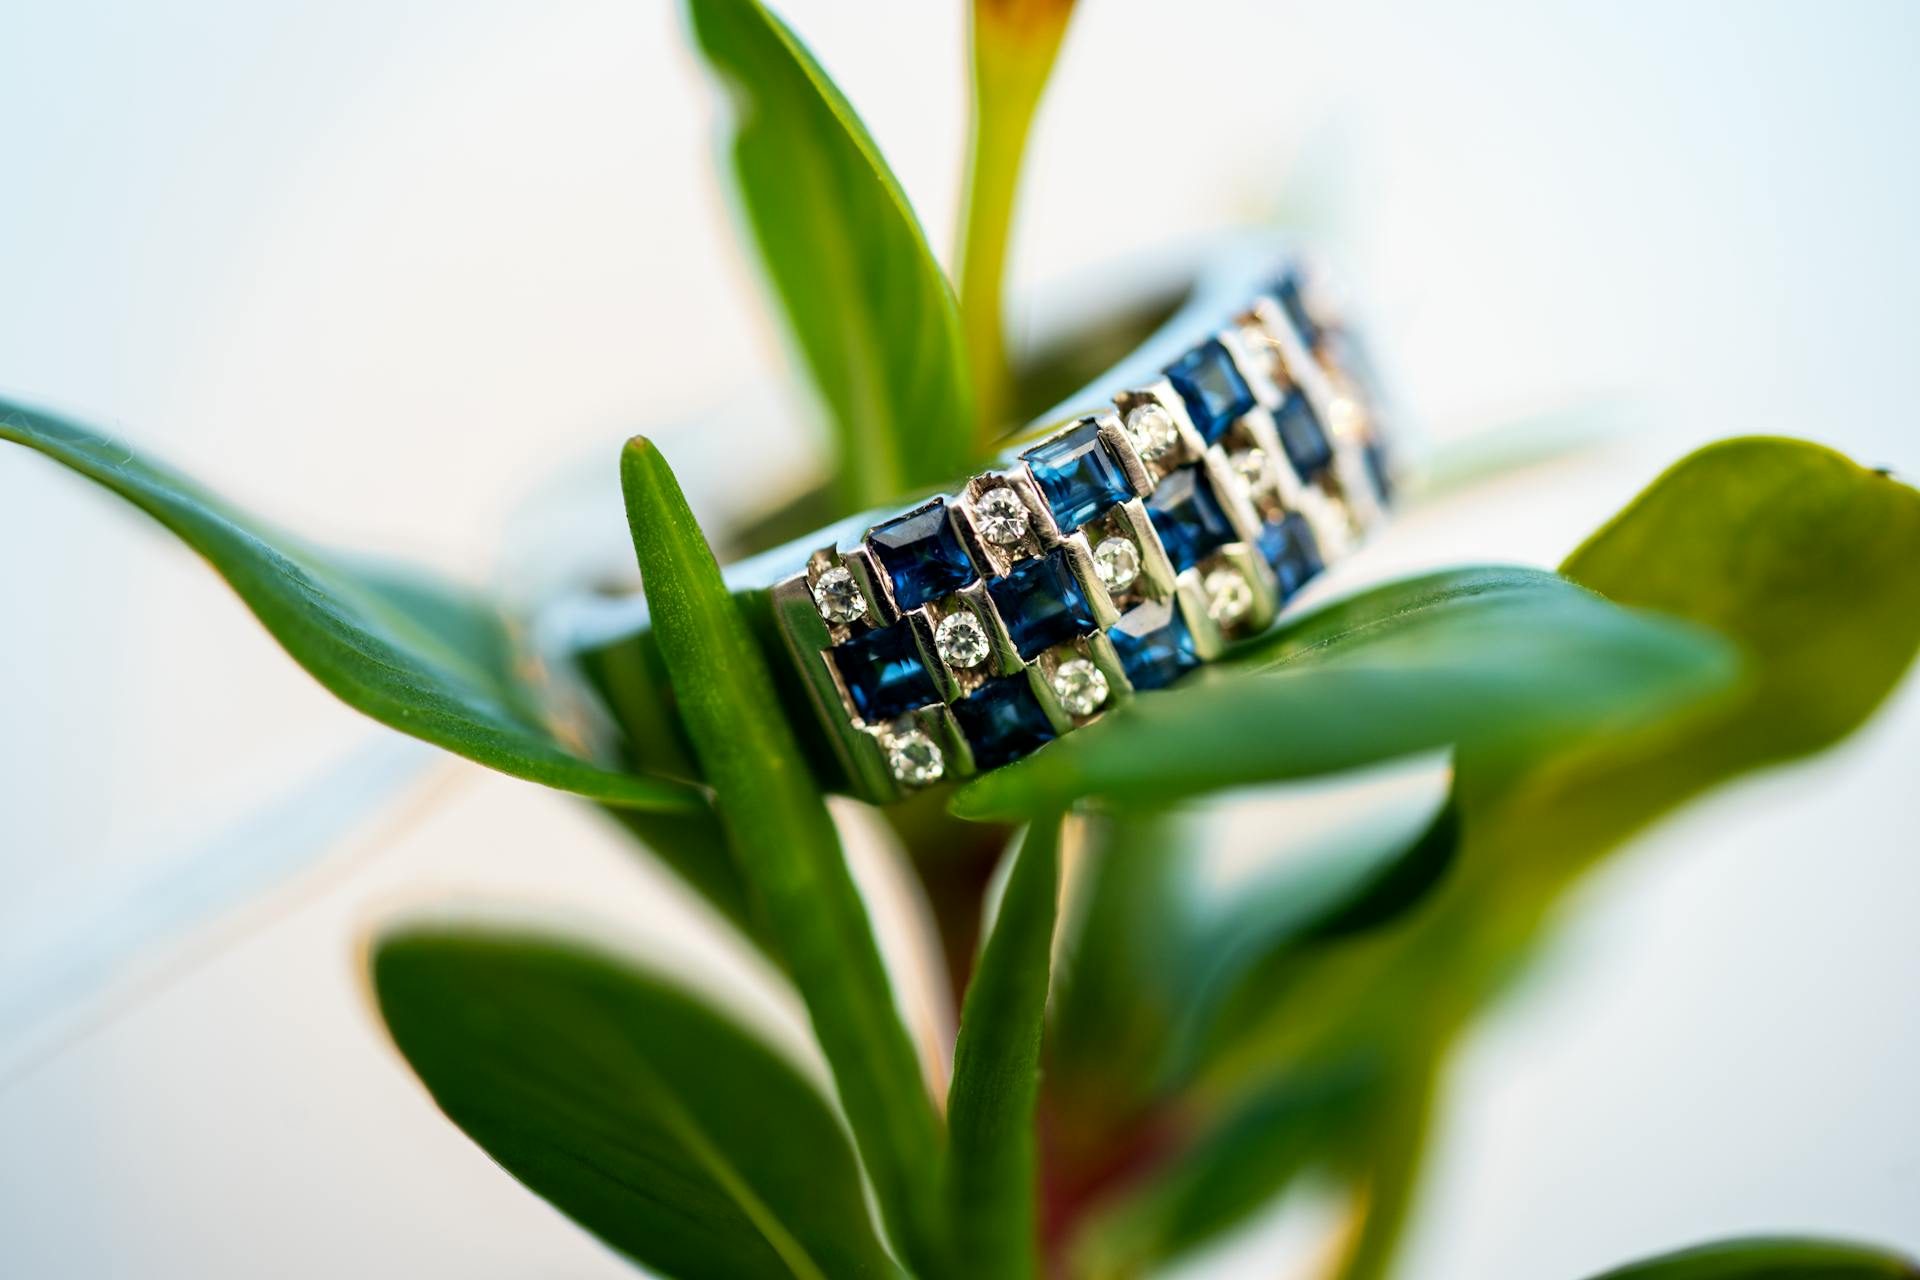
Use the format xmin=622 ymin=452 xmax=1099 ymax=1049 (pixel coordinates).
xmin=1 ymin=2 xmax=1916 ymax=1277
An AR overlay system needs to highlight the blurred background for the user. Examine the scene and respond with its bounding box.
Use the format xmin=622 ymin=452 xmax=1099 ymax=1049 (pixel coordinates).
xmin=1 ymin=1 xmax=1915 ymax=1276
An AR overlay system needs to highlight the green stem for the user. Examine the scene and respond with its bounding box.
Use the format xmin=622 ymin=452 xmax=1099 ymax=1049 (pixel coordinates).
xmin=957 ymin=0 xmax=1077 ymax=452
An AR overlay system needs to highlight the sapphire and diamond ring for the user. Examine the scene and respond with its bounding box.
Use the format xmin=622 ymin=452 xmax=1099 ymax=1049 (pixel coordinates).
xmin=770 ymin=257 xmax=1397 ymax=803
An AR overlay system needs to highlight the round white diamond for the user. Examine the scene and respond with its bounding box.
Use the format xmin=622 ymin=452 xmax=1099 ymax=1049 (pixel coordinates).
xmin=1123 ymin=403 xmax=1180 ymax=461
xmin=812 ymin=565 xmax=866 ymax=623
xmin=1204 ymin=566 xmax=1254 ymax=624
xmin=975 ymin=486 xmax=1030 ymax=546
xmin=1092 ymin=536 xmax=1141 ymax=593
xmin=886 ymin=729 xmax=944 ymax=785
xmin=1232 ymin=447 xmax=1272 ymax=495
xmin=1052 ymin=659 xmax=1109 ymax=717
xmin=935 ymin=611 xmax=991 ymax=669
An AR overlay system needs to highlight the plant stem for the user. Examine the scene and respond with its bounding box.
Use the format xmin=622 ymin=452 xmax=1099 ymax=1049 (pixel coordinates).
xmin=957 ymin=0 xmax=1077 ymax=452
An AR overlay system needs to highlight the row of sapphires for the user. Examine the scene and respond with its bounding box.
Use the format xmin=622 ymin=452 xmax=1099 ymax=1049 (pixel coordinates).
xmin=807 ymin=265 xmax=1386 ymax=790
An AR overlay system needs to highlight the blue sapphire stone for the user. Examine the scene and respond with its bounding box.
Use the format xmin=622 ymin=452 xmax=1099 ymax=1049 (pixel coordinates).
xmin=867 ymin=500 xmax=975 ymax=611
xmin=953 ymin=675 xmax=1056 ymax=770
xmin=1164 ymin=339 xmax=1255 ymax=443
xmin=1365 ymin=439 xmax=1393 ymax=502
xmin=1272 ymin=271 xmax=1322 ymax=348
xmin=986 ymin=548 xmax=1096 ymax=660
xmin=1021 ymin=420 xmax=1132 ymax=531
xmin=1107 ymin=601 xmax=1198 ymax=691
xmin=1256 ymin=513 xmax=1324 ymax=600
xmin=1273 ymin=389 xmax=1333 ymax=478
xmin=1145 ymin=466 xmax=1238 ymax=572
xmin=830 ymin=622 xmax=938 ymax=723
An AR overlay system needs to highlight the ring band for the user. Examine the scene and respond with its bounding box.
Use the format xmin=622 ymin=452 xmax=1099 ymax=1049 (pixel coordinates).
xmin=551 ymin=238 xmax=1397 ymax=805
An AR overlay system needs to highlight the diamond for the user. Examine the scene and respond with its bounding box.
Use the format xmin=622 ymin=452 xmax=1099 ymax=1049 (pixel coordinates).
xmin=974 ymin=486 xmax=1030 ymax=546
xmin=1106 ymin=600 xmax=1198 ymax=691
xmin=1145 ymin=466 xmax=1238 ymax=572
xmin=1122 ymin=403 xmax=1180 ymax=462
xmin=1051 ymin=659 xmax=1109 ymax=716
xmin=811 ymin=565 xmax=866 ymax=623
xmin=953 ymin=675 xmax=1057 ymax=770
xmin=885 ymin=729 xmax=944 ymax=786
xmin=1203 ymin=566 xmax=1253 ymax=624
xmin=1021 ymin=419 xmax=1132 ymax=532
xmin=867 ymin=500 xmax=976 ymax=611
xmin=935 ymin=611 xmax=990 ymax=669
xmin=986 ymin=548 xmax=1097 ymax=661
xmin=1232 ymin=447 xmax=1272 ymax=497
xmin=1164 ymin=339 xmax=1255 ymax=443
xmin=1092 ymin=536 xmax=1141 ymax=593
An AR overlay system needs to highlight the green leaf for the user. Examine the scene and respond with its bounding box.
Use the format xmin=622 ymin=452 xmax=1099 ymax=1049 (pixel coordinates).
xmin=952 ymin=567 xmax=1738 ymax=820
xmin=685 ymin=0 xmax=974 ymax=510
xmin=1158 ymin=439 xmax=1920 ymax=1272
xmin=619 ymin=437 xmax=945 ymax=1272
xmin=1563 ymin=436 xmax=1920 ymax=770
xmin=0 ymin=400 xmax=695 ymax=813
xmin=1586 ymin=1238 xmax=1919 ymax=1280
xmin=944 ymin=815 xmax=1064 ymax=1279
xmin=371 ymin=928 xmax=903 ymax=1280
xmin=957 ymin=0 xmax=1079 ymax=445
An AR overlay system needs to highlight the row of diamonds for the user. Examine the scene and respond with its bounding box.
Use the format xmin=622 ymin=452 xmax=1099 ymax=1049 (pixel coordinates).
xmin=797 ymin=262 xmax=1391 ymax=797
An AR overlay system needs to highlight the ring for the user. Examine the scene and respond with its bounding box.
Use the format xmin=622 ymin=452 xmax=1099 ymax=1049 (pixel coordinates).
xmin=554 ymin=239 xmax=1398 ymax=805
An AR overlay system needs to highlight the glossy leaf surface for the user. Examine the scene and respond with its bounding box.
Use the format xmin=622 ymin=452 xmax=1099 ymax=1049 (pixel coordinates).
xmin=620 ymin=438 xmax=945 ymax=1270
xmin=953 ymin=567 xmax=1738 ymax=820
xmin=0 ymin=400 xmax=696 ymax=812
xmin=1588 ymin=1237 xmax=1918 ymax=1280
xmin=373 ymin=928 xmax=902 ymax=1280
xmin=686 ymin=0 xmax=973 ymax=510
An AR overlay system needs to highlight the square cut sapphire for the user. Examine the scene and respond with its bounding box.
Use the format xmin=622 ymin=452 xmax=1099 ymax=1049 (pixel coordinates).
xmin=1365 ymin=439 xmax=1393 ymax=502
xmin=1021 ymin=420 xmax=1131 ymax=532
xmin=953 ymin=675 xmax=1056 ymax=770
xmin=830 ymin=622 xmax=938 ymax=723
xmin=867 ymin=499 xmax=975 ymax=611
xmin=1145 ymin=465 xmax=1238 ymax=572
xmin=1272 ymin=271 xmax=1322 ymax=348
xmin=986 ymin=548 xmax=1096 ymax=660
xmin=1256 ymin=513 xmax=1324 ymax=600
xmin=1273 ymin=390 xmax=1333 ymax=478
xmin=1164 ymin=339 xmax=1255 ymax=443
xmin=1107 ymin=600 xmax=1198 ymax=691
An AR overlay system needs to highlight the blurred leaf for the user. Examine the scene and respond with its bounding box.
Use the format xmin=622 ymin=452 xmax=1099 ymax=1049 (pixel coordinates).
xmin=952 ymin=567 xmax=1738 ymax=820
xmin=686 ymin=0 xmax=974 ymax=510
xmin=1587 ymin=1238 xmax=1919 ymax=1280
xmin=619 ymin=438 xmax=945 ymax=1271
xmin=372 ymin=928 xmax=902 ymax=1280
xmin=957 ymin=0 xmax=1078 ymax=443
xmin=0 ymin=400 xmax=696 ymax=813
xmin=1563 ymin=437 xmax=1920 ymax=768
xmin=1150 ymin=439 xmax=1920 ymax=1271
xmin=945 ymin=815 xmax=1064 ymax=1279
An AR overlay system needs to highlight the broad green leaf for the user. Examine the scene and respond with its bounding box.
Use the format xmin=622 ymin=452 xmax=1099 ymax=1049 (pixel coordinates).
xmin=685 ymin=0 xmax=974 ymax=510
xmin=957 ymin=0 xmax=1078 ymax=444
xmin=619 ymin=438 xmax=945 ymax=1271
xmin=945 ymin=815 xmax=1064 ymax=1280
xmin=371 ymin=928 xmax=902 ymax=1280
xmin=1587 ymin=1238 xmax=1919 ymax=1280
xmin=1146 ymin=439 xmax=1920 ymax=1271
xmin=952 ymin=568 xmax=1738 ymax=820
xmin=0 ymin=400 xmax=695 ymax=813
